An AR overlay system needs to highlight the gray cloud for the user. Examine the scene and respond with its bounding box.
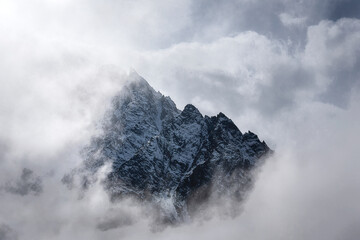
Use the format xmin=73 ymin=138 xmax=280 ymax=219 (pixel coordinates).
xmin=3 ymin=168 xmax=43 ymax=196
xmin=0 ymin=0 xmax=359 ymax=239
xmin=328 ymin=0 xmax=360 ymax=20
xmin=96 ymin=209 xmax=135 ymax=231
xmin=0 ymin=224 xmax=18 ymax=240
xmin=304 ymin=18 xmax=360 ymax=108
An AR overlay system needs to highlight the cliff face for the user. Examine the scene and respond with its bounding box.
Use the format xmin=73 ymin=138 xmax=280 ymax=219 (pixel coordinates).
xmin=72 ymin=72 xmax=271 ymax=222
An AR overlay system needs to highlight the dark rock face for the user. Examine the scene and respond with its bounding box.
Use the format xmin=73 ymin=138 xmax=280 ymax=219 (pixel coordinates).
xmin=72 ymin=72 xmax=271 ymax=222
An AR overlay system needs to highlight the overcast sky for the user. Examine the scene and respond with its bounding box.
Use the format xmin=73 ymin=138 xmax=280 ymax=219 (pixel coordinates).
xmin=0 ymin=0 xmax=360 ymax=239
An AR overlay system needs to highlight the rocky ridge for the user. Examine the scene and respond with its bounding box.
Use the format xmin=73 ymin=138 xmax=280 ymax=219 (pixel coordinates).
xmin=68 ymin=72 xmax=271 ymax=223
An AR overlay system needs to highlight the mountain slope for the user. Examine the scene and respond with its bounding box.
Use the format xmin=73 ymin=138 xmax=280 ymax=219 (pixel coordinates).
xmin=68 ymin=72 xmax=271 ymax=222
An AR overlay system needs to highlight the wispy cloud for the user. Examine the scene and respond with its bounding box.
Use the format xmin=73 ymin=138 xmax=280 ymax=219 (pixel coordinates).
xmin=0 ymin=0 xmax=359 ymax=239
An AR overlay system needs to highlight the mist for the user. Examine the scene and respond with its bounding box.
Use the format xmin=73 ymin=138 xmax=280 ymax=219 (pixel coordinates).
xmin=1 ymin=0 xmax=360 ymax=239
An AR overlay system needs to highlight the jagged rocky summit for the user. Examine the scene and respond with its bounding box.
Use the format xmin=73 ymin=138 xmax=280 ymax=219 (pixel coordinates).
xmin=68 ymin=72 xmax=271 ymax=223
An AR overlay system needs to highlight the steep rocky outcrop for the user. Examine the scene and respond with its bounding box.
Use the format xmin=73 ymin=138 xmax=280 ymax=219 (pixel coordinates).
xmin=67 ymin=72 xmax=271 ymax=222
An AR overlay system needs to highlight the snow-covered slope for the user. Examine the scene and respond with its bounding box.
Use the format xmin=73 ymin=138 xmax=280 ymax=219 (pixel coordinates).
xmin=67 ymin=72 xmax=271 ymax=222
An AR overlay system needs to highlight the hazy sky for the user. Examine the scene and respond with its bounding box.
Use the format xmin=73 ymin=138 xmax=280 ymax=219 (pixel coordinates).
xmin=0 ymin=0 xmax=360 ymax=239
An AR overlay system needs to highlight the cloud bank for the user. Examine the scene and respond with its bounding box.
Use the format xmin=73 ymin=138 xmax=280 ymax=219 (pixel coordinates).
xmin=0 ymin=0 xmax=359 ymax=239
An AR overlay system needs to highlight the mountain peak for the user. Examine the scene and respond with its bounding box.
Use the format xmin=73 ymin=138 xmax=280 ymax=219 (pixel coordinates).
xmin=181 ymin=104 xmax=202 ymax=119
xmin=127 ymin=69 xmax=142 ymax=80
xmin=183 ymin=104 xmax=198 ymax=111
xmin=71 ymin=73 xmax=271 ymax=224
xmin=127 ymin=75 xmax=152 ymax=90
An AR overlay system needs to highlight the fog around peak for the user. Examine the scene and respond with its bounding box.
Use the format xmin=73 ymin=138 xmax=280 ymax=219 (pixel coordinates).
xmin=0 ymin=0 xmax=360 ymax=239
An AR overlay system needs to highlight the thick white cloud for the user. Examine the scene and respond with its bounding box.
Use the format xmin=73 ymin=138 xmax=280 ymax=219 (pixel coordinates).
xmin=0 ymin=0 xmax=359 ymax=239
